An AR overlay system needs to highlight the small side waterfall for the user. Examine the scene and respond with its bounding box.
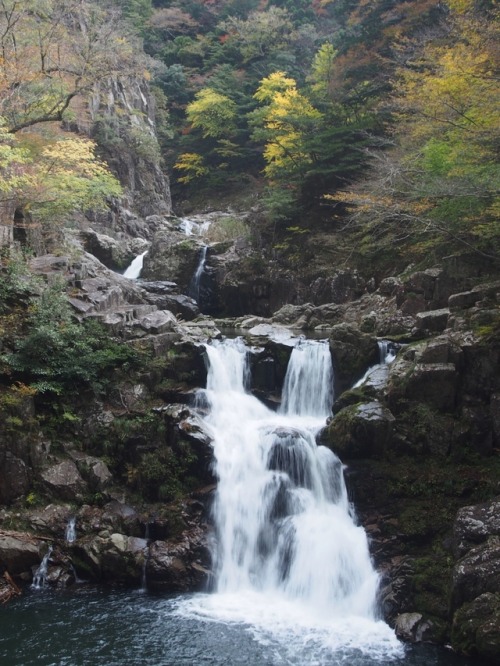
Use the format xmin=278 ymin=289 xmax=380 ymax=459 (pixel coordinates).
xmin=32 ymin=546 xmax=53 ymax=590
xmin=189 ymin=245 xmax=207 ymax=303
xmin=123 ymin=251 xmax=148 ymax=279
xmin=65 ymin=517 xmax=76 ymax=543
xmin=352 ymin=339 xmax=398 ymax=389
xmin=181 ymin=337 xmax=401 ymax=661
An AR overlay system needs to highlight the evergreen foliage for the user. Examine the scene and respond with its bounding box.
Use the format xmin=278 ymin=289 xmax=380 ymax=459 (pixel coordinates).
xmin=1 ymin=278 xmax=139 ymax=395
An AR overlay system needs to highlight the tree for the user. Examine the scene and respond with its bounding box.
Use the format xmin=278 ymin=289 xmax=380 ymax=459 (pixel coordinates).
xmin=252 ymin=72 xmax=322 ymax=181
xmin=329 ymin=2 xmax=500 ymax=262
xmin=0 ymin=0 xmax=143 ymax=134
xmin=185 ymin=88 xmax=237 ymax=138
xmin=220 ymin=7 xmax=294 ymax=63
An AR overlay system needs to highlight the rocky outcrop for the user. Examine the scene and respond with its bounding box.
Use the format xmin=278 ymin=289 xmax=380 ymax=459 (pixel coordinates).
xmin=146 ymin=525 xmax=211 ymax=592
xmin=450 ymin=499 xmax=500 ymax=659
xmin=81 ymin=230 xmax=149 ymax=271
xmin=329 ymin=323 xmax=379 ymax=394
xmin=0 ymin=532 xmax=41 ymax=575
xmin=40 ymin=461 xmax=87 ymax=502
xmin=141 ymin=229 xmax=202 ymax=290
xmin=320 ymin=400 xmax=395 ymax=459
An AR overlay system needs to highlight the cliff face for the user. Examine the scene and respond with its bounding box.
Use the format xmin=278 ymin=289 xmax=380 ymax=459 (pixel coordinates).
xmin=87 ymin=77 xmax=172 ymax=218
xmin=72 ymin=75 xmax=172 ymax=241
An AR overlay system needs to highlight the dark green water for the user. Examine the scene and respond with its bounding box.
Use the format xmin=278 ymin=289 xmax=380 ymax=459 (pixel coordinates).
xmin=0 ymin=588 xmax=484 ymax=666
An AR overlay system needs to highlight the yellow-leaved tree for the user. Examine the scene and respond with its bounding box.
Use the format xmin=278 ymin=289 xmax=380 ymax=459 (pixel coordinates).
xmin=0 ymin=0 xmax=145 ymax=237
xmin=328 ymin=2 xmax=499 ymax=262
xmin=252 ymin=72 xmax=322 ymax=181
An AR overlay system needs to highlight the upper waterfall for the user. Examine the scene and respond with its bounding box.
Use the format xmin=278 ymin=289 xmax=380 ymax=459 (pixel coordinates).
xmin=123 ymin=251 xmax=147 ymax=279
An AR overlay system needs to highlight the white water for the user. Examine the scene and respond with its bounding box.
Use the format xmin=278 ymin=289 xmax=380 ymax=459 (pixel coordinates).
xmin=352 ymin=340 xmax=397 ymax=389
xmin=123 ymin=251 xmax=147 ymax=279
xmin=189 ymin=245 xmax=207 ymax=303
xmin=65 ymin=517 xmax=76 ymax=543
xmin=179 ymin=216 xmax=212 ymax=236
xmin=32 ymin=546 xmax=53 ymax=590
xmin=178 ymin=337 xmax=402 ymax=662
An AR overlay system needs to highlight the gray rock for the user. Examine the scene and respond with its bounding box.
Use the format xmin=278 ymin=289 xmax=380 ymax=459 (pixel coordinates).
xmin=68 ymin=452 xmax=113 ymax=491
xmin=449 ymin=290 xmax=484 ymax=310
xmin=451 ymin=537 xmax=500 ymax=609
xmin=394 ymin=613 xmax=434 ymax=643
xmin=0 ymin=534 xmax=40 ymax=574
xmin=136 ymin=310 xmax=177 ymax=334
xmin=453 ymin=500 xmax=500 ymax=558
xmin=379 ymin=277 xmax=403 ymax=296
xmin=320 ymin=400 xmax=395 ymax=459
xmin=415 ymin=308 xmax=450 ymax=333
xmin=388 ymin=359 xmax=457 ymax=411
xmin=41 ymin=460 xmax=87 ymax=501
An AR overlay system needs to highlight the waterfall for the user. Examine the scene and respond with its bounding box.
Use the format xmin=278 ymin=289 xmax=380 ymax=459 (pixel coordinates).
xmin=189 ymin=245 xmax=207 ymax=303
xmin=378 ymin=339 xmax=397 ymax=364
xmin=179 ymin=216 xmax=212 ymax=236
xmin=352 ymin=339 xmax=397 ymax=389
xmin=123 ymin=251 xmax=147 ymax=279
xmin=65 ymin=517 xmax=76 ymax=543
xmin=180 ymin=337 xmax=401 ymax=660
xmin=279 ymin=339 xmax=334 ymax=418
xmin=32 ymin=546 xmax=53 ymax=590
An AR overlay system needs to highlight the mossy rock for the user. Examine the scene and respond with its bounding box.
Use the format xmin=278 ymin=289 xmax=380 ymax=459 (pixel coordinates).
xmin=329 ymin=323 xmax=379 ymax=394
xmin=320 ymin=401 xmax=395 ymax=460
xmin=451 ymin=593 xmax=500 ymax=661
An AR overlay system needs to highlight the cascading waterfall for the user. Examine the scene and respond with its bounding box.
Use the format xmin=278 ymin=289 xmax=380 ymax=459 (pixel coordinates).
xmin=65 ymin=517 xmax=76 ymax=543
xmin=180 ymin=337 xmax=402 ymax=662
xmin=123 ymin=251 xmax=148 ymax=279
xmin=189 ymin=245 xmax=207 ymax=303
xmin=353 ymin=339 xmax=397 ymax=389
xmin=32 ymin=546 xmax=53 ymax=590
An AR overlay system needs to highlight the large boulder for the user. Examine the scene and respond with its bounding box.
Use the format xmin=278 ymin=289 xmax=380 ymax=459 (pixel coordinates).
xmin=453 ymin=500 xmax=500 ymax=558
xmin=141 ymin=231 xmax=201 ymax=290
xmin=451 ymin=537 xmax=500 ymax=610
xmin=0 ymin=533 xmax=40 ymax=574
xmin=40 ymin=461 xmax=87 ymax=501
xmin=451 ymin=593 xmax=500 ymax=661
xmin=329 ymin=323 xmax=379 ymax=394
xmin=320 ymin=401 xmax=395 ymax=459
xmin=145 ymin=526 xmax=211 ymax=592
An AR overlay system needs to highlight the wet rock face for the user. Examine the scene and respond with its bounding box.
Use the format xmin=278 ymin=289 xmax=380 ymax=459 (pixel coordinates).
xmin=141 ymin=231 xmax=201 ymax=290
xmin=320 ymin=401 xmax=395 ymax=459
xmin=145 ymin=526 xmax=211 ymax=592
xmin=328 ymin=323 xmax=379 ymax=394
xmin=0 ymin=451 xmax=30 ymax=503
xmin=86 ymin=77 xmax=172 ymax=220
